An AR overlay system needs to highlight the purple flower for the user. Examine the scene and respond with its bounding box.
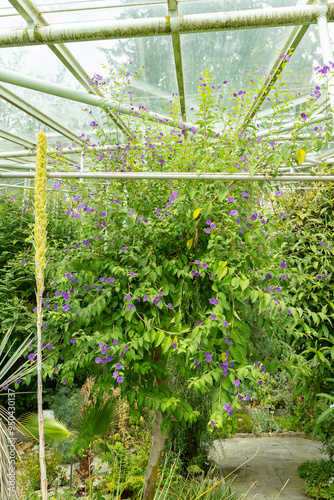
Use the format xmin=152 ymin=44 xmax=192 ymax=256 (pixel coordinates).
xmin=116 ymin=363 xmax=122 ymax=370
xmin=95 ymin=357 xmax=101 ymax=364
xmin=113 ymin=371 xmax=119 ymax=378
xmin=143 ymin=295 xmax=149 ymax=301
xmin=210 ymin=421 xmax=215 ymax=426
xmin=54 ymin=366 xmax=59 ymax=371
xmin=229 ymin=210 xmax=238 ymax=216
xmin=210 ymin=223 xmax=216 ymax=229
xmin=205 ymin=228 xmax=211 ymax=234
xmin=223 ymin=321 xmax=229 ymax=327
xmin=210 ymin=314 xmax=216 ymax=320
xmin=70 ymin=338 xmax=76 ymax=344
xmin=63 ymin=305 xmax=71 ymax=312
xmin=265 ymin=274 xmax=272 ymax=279
xmin=205 ymin=355 xmax=212 ymax=363
xmin=196 ymin=321 xmax=202 ymax=325
xmin=276 ymin=287 xmax=281 ymax=292
xmin=172 ymin=343 xmax=177 ymax=349
xmin=254 ymin=361 xmax=259 ymax=366
xmin=206 ymin=220 xmax=211 ymax=225
xmin=113 ymin=339 xmax=118 ymax=345
xmin=280 ymin=262 xmax=287 ymax=269
xmin=228 ymin=197 xmax=234 ymax=203
xmin=233 ymin=380 xmax=240 ymax=387
xmin=101 ymin=348 xmax=107 ymax=355
xmin=129 ymin=272 xmax=135 ymax=277
xmin=20 ymin=260 xmax=26 ymax=264
xmin=202 ymin=263 xmax=208 ymax=269
xmin=28 ymin=353 xmax=35 ymax=360
xmin=42 ymin=323 xmax=47 ymax=328
xmin=261 ymin=365 xmax=265 ymax=371
xmin=16 ymin=378 xmax=22 ymax=384
xmin=121 ymin=247 xmax=127 ymax=252
xmin=124 ymin=345 xmax=129 ymax=351
xmin=117 ymin=376 xmax=124 ymax=383
xmin=258 ymin=381 xmax=263 ymax=386
xmin=158 ymin=291 xmax=164 ymax=297
xmin=63 ymin=379 xmax=67 ymax=385
xmin=301 ymin=113 xmax=308 ymax=120
xmin=281 ymin=274 xmax=287 ymax=280
xmin=317 ymin=275 xmax=322 ymax=280
xmin=167 ymin=303 xmax=173 ymax=309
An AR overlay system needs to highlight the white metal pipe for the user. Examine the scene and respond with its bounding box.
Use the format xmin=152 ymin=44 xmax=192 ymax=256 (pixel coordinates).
xmin=257 ymin=113 xmax=328 ymax=137
xmin=1 ymin=171 xmax=334 ymax=181
xmin=0 ymin=67 xmax=196 ymax=131
xmin=0 ymin=4 xmax=329 ymax=47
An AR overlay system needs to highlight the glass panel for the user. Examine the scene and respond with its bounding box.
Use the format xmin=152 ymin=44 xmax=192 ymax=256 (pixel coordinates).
xmin=281 ymin=24 xmax=322 ymax=96
xmin=0 ymin=46 xmax=82 ymax=89
xmin=0 ymin=95 xmax=77 ymax=148
xmin=181 ymin=26 xmax=295 ymax=118
xmin=69 ymin=35 xmax=178 ymax=116
xmin=43 ymin=3 xmax=166 ymax=24
xmin=3 ymin=82 xmax=91 ymax=137
xmin=37 ymin=0 xmax=164 ymax=6
xmin=178 ymin=0 xmax=306 ymax=14
xmin=0 ymin=15 xmax=26 ymax=29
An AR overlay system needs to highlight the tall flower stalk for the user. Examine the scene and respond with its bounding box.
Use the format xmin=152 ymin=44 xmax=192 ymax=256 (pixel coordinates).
xmin=34 ymin=130 xmax=48 ymax=499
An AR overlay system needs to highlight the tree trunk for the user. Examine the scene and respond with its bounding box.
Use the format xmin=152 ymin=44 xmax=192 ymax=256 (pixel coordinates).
xmin=142 ymin=410 xmax=167 ymax=500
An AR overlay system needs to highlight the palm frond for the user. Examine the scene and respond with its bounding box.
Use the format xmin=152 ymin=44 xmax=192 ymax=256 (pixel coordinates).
xmin=0 ymin=325 xmax=34 ymax=387
xmin=18 ymin=414 xmax=73 ymax=441
xmin=72 ymin=396 xmax=120 ymax=455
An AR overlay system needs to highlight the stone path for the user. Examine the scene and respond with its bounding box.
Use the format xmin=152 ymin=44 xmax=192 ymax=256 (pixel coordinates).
xmin=209 ymin=437 xmax=327 ymax=500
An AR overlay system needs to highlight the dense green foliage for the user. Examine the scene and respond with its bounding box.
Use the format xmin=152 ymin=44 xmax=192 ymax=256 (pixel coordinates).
xmin=298 ymin=459 xmax=334 ymax=500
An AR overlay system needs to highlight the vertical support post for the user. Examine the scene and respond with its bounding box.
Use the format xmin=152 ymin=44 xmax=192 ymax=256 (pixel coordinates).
xmin=167 ymin=0 xmax=187 ymax=121
xmin=317 ymin=0 xmax=334 ymax=113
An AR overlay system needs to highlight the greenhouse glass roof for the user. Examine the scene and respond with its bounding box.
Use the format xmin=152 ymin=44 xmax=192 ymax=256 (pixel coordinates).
xmin=0 ymin=0 xmax=334 ymax=178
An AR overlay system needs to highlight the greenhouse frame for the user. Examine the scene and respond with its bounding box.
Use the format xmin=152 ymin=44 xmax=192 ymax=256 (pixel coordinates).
xmin=0 ymin=0 xmax=334 ymax=181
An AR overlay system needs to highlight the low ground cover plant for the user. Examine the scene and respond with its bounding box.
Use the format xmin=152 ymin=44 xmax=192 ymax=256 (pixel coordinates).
xmin=298 ymin=459 xmax=334 ymax=500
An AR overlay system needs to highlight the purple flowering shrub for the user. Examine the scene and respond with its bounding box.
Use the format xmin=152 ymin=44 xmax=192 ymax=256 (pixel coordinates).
xmin=25 ymin=64 xmax=333 ymax=434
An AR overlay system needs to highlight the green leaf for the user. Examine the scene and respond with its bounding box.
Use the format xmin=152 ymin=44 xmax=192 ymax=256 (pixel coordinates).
xmin=155 ymin=330 xmax=165 ymax=347
xmin=216 ymin=261 xmax=228 ymax=281
xmin=128 ymin=389 xmax=136 ymax=406
xmin=161 ymin=336 xmax=173 ymax=354
xmin=316 ymin=405 xmax=334 ymax=425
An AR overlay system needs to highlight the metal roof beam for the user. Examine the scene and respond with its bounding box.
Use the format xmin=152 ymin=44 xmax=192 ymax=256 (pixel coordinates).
xmin=0 ymin=67 xmax=197 ymax=130
xmin=0 ymin=84 xmax=85 ymax=145
xmin=8 ymin=0 xmax=130 ymax=136
xmin=0 ymin=128 xmax=35 ymax=149
xmin=0 ymin=4 xmax=333 ymax=46
xmin=1 ymin=171 xmax=334 ymax=182
xmin=168 ymin=0 xmax=186 ymax=120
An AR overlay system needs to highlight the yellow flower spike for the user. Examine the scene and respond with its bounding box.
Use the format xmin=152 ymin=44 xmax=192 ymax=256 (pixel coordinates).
xmin=34 ymin=130 xmax=49 ymax=499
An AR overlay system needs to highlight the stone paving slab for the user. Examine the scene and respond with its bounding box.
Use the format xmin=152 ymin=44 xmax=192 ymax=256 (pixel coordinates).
xmin=209 ymin=437 xmax=327 ymax=500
